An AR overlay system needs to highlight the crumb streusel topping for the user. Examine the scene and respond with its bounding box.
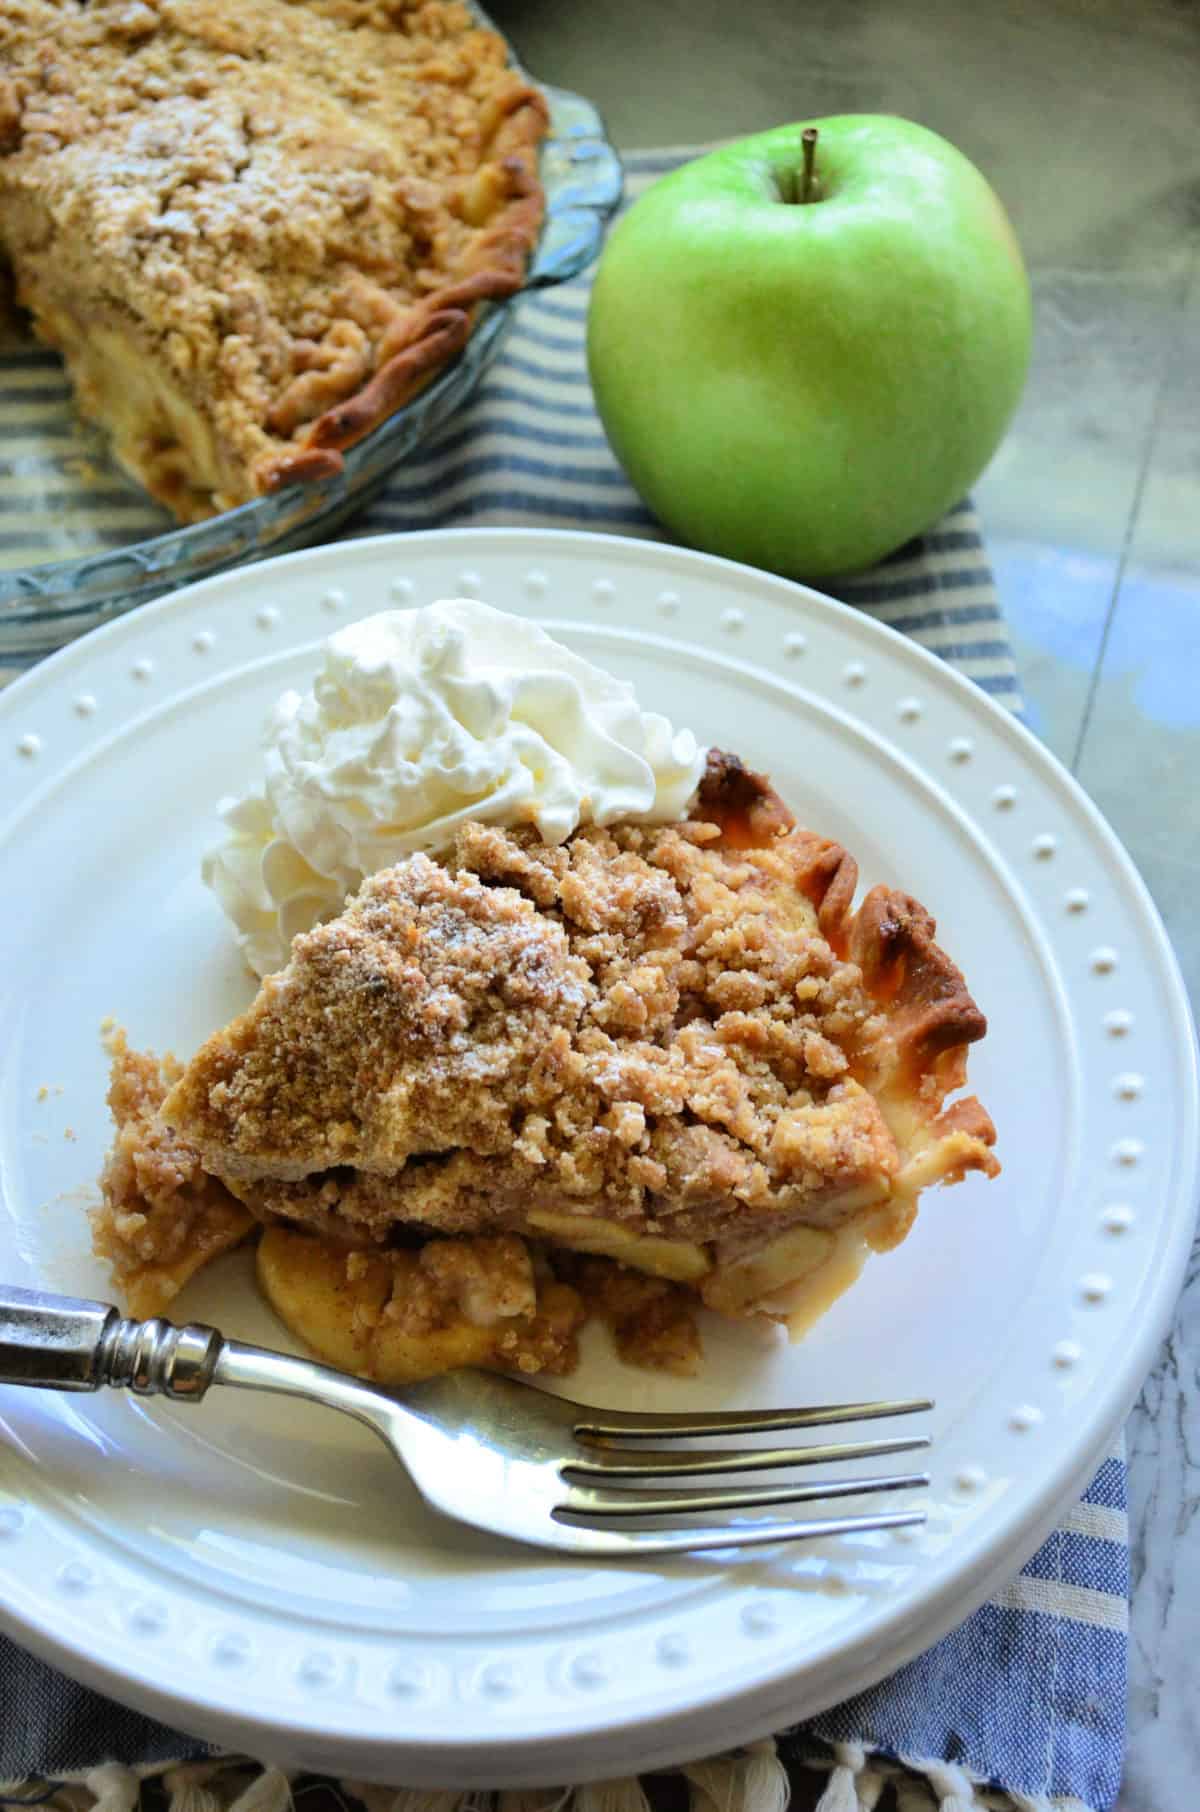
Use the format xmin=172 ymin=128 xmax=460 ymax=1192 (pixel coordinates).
xmin=163 ymin=816 xmax=900 ymax=1272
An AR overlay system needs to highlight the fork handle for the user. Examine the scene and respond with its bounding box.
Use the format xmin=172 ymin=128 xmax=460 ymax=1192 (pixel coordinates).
xmin=0 ymin=1284 xmax=221 ymax=1400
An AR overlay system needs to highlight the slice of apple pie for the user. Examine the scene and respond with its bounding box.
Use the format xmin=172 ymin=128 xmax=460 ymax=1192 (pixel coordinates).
xmin=93 ymin=752 xmax=998 ymax=1379
xmin=0 ymin=0 xmax=547 ymax=520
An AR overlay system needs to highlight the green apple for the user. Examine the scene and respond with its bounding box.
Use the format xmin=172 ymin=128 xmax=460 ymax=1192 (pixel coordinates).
xmin=587 ymin=117 xmax=1031 ymax=578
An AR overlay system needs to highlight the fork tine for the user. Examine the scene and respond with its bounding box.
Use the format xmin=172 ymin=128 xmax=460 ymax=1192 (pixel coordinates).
xmin=574 ymin=1397 xmax=933 ymax=1442
xmin=560 ymin=1469 xmax=930 ymax=1519
xmin=565 ymin=1431 xmax=930 ymax=1481
xmin=549 ymin=1508 xmax=928 ymax=1554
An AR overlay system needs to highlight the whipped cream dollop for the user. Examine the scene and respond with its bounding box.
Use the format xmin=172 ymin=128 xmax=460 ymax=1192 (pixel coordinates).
xmin=204 ymin=598 xmax=707 ymax=976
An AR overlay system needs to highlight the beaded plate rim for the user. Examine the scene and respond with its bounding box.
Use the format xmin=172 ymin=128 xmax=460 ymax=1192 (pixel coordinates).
xmin=0 ymin=528 xmax=1195 ymax=1787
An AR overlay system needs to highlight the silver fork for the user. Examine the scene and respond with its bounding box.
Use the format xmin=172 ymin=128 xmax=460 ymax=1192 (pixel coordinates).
xmin=0 ymin=1284 xmax=931 ymax=1557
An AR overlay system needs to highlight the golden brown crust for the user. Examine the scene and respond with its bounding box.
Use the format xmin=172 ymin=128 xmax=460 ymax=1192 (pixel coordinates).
xmin=0 ymin=0 xmax=549 ymax=519
xmin=695 ymin=748 xmax=796 ymax=848
xmin=260 ymin=445 xmax=344 ymax=489
xmin=700 ymin=750 xmax=997 ymax=1199
xmin=786 ymin=832 xmax=861 ymax=946
xmin=849 ymin=887 xmax=988 ymax=1075
xmin=848 ymin=886 xmax=998 ymax=1249
xmin=697 ymin=751 xmax=863 ymax=944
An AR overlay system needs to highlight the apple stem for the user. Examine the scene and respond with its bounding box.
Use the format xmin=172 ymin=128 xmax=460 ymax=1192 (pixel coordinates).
xmin=800 ymin=127 xmax=819 ymax=203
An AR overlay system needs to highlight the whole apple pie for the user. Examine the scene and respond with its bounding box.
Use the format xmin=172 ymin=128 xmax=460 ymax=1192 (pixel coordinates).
xmin=93 ymin=752 xmax=999 ymax=1380
xmin=0 ymin=0 xmax=547 ymax=520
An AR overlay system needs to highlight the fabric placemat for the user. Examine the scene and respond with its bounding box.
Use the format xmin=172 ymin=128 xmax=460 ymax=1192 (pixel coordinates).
xmin=0 ymin=151 xmax=1126 ymax=1812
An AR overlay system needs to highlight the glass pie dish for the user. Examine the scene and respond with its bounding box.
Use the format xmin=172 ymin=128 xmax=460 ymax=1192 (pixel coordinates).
xmin=0 ymin=82 xmax=621 ymax=673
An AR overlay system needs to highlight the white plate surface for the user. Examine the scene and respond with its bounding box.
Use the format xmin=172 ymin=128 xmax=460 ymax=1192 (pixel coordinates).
xmin=1 ymin=529 xmax=1196 ymax=1786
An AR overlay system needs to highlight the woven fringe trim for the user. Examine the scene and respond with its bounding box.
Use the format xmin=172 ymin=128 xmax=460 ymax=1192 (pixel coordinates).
xmin=803 ymin=1742 xmax=1094 ymax=1812
xmin=0 ymin=1747 xmax=1098 ymax=1812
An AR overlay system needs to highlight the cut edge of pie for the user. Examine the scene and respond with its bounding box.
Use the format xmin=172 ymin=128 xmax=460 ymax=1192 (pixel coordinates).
xmin=0 ymin=0 xmax=549 ymax=522
xmin=91 ymin=751 xmax=998 ymax=1379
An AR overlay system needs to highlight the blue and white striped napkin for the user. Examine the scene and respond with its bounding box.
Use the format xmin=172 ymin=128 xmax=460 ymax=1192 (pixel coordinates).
xmin=0 ymin=152 xmax=1126 ymax=1812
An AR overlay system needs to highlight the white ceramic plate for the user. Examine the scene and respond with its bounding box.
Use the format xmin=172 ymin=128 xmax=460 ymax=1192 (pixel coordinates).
xmin=1 ymin=529 xmax=1196 ymax=1787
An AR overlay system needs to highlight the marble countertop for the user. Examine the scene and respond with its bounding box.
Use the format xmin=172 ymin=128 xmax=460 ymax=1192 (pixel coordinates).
xmin=499 ymin=1 xmax=1200 ymax=1805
